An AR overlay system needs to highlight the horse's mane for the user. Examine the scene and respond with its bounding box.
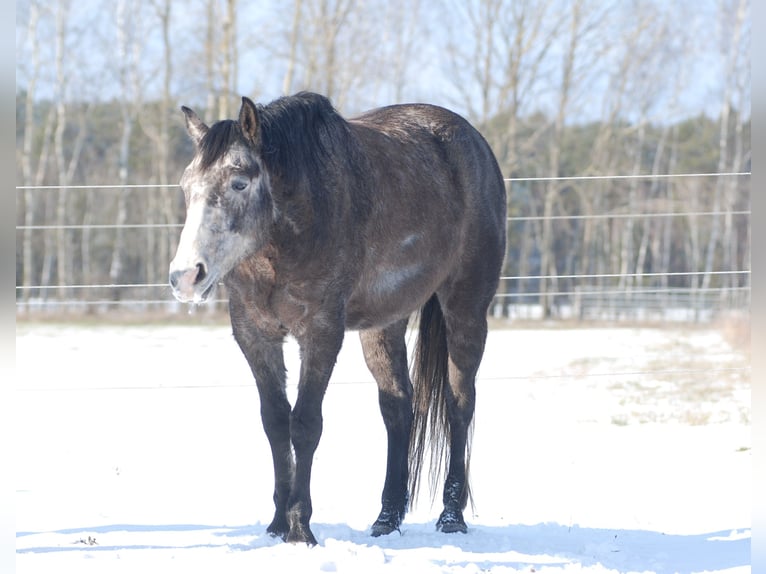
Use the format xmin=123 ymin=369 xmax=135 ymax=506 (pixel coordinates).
xmin=198 ymin=119 xmax=241 ymax=170
xmin=196 ymin=93 xmax=370 ymax=242
xmin=197 ymin=92 xmax=355 ymax=185
xmin=259 ymin=92 xmax=355 ymax=184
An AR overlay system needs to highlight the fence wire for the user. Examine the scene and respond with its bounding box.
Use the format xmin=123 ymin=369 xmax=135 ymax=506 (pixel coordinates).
xmin=15 ymin=171 xmax=751 ymax=316
xmin=13 ymin=171 xmax=751 ymax=190
xmin=16 ymin=172 xmax=751 ymax=392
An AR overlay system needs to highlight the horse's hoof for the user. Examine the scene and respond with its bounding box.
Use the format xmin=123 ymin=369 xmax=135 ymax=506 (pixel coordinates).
xmin=267 ymin=529 xmax=287 ymax=542
xmin=370 ymin=504 xmax=405 ymax=537
xmin=371 ymin=519 xmax=400 ymax=537
xmin=266 ymin=518 xmax=289 ymax=541
xmin=436 ymin=509 xmax=468 ymax=533
xmin=285 ymin=525 xmax=318 ymax=546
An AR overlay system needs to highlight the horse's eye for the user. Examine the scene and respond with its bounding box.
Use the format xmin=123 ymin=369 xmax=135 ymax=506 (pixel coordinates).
xmin=230 ymin=178 xmax=249 ymax=192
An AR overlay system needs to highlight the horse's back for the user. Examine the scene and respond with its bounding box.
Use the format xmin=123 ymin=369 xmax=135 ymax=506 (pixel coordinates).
xmin=353 ymin=101 xmax=505 ymax=252
xmin=344 ymin=103 xmax=506 ymax=329
xmin=351 ymin=102 xmax=504 ymax=215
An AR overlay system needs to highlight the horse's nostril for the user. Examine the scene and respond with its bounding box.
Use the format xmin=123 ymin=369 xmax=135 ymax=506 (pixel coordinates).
xmin=195 ymin=262 xmax=207 ymax=284
xmin=169 ymin=269 xmax=182 ymax=289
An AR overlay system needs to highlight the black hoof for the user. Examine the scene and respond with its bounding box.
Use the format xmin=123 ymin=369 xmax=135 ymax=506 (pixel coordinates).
xmin=285 ymin=524 xmax=318 ymax=546
xmin=436 ymin=509 xmax=467 ymax=533
xmin=370 ymin=504 xmax=405 ymax=537
xmin=371 ymin=518 xmax=401 ymax=537
xmin=266 ymin=517 xmax=289 ymax=541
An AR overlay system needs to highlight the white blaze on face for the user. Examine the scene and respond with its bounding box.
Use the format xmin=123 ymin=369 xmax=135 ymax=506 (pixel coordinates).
xmin=169 ymin=187 xmax=224 ymax=303
xmin=173 ymin=196 xmax=207 ymax=270
xmin=169 ymin=180 xmax=263 ymax=303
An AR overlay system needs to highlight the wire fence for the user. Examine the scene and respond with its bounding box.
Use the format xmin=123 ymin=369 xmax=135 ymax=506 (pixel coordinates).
xmin=15 ymin=171 xmax=751 ymax=322
xmin=13 ymin=171 xmax=752 ymax=190
xmin=16 ymin=172 xmax=751 ymax=392
xmin=13 ymin=211 xmax=752 ymax=230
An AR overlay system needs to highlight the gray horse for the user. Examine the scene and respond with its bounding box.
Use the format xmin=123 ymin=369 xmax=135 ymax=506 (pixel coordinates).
xmin=169 ymin=92 xmax=506 ymax=545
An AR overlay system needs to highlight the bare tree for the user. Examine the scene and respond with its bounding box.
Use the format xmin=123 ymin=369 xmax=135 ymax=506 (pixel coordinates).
xmin=159 ymin=0 xmax=179 ymax=286
xmin=538 ymin=0 xmax=583 ymax=317
xmin=383 ymin=0 xmax=423 ymax=103
xmin=109 ymin=0 xmax=144 ymax=293
xmin=581 ymin=2 xmax=668 ymax=314
xmin=20 ymin=1 xmax=43 ymax=303
xmin=446 ymin=0 xmax=502 ymax=123
xmin=50 ymin=0 xmax=87 ymax=300
xmin=204 ymin=0 xmax=217 ymax=121
xmin=280 ymin=0 xmax=366 ymax=109
xmin=282 ymin=0 xmax=303 ymax=95
xmin=218 ymin=0 xmax=237 ymax=118
xmin=611 ymin=3 xmax=675 ymax=294
xmin=138 ymin=0 xmax=177 ymax=286
xmin=445 ymin=0 xmax=562 ymax=148
xmin=443 ymin=0 xmax=564 ymax=313
xmin=701 ymin=0 xmax=749 ymax=294
xmin=200 ymin=0 xmax=239 ymax=120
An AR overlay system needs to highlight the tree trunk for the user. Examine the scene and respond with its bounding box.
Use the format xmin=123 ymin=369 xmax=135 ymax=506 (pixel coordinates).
xmin=110 ymin=110 xmax=132 ymax=293
xmin=37 ymin=108 xmax=56 ymax=300
xmin=218 ymin=0 xmax=236 ymax=119
xmin=109 ymin=0 xmax=137 ymax=296
xmin=702 ymin=0 xmax=746 ymax=293
xmin=159 ymin=0 xmax=174 ymax=289
xmin=540 ymin=0 xmax=580 ymax=318
xmin=21 ymin=1 xmax=41 ymax=304
xmin=205 ymin=0 xmax=217 ymax=122
xmin=634 ymin=125 xmax=668 ymax=291
xmin=53 ymin=0 xmax=71 ymax=302
xmin=658 ymin=127 xmax=679 ymax=309
xmin=618 ymin=121 xmax=646 ymax=296
xmin=722 ymin=109 xmax=744 ymax=296
xmin=146 ymin=0 xmax=175 ymax=288
xmin=283 ymin=0 xmax=303 ymax=95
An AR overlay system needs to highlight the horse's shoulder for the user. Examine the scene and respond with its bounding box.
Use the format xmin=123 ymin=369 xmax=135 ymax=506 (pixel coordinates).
xmin=227 ymin=251 xmax=277 ymax=291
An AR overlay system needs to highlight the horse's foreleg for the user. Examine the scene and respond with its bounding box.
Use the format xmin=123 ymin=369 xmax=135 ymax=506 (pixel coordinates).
xmin=287 ymin=324 xmax=344 ymax=545
xmin=230 ymin=316 xmax=292 ymax=540
xmin=360 ymin=320 xmax=413 ymax=537
xmin=259 ymin=383 xmax=293 ymax=539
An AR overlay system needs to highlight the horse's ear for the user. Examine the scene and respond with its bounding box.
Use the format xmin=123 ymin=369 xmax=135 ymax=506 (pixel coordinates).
xmin=181 ymin=106 xmax=208 ymax=146
xmin=239 ymin=96 xmax=261 ymax=147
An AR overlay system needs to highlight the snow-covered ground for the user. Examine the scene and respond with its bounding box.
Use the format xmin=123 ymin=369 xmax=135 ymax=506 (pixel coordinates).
xmin=15 ymin=322 xmax=751 ymax=573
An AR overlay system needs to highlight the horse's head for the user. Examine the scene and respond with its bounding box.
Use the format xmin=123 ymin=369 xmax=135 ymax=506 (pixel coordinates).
xmin=169 ymin=97 xmax=274 ymax=303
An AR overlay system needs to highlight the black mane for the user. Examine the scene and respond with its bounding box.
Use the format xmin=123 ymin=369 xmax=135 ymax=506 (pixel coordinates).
xmin=197 ymin=92 xmax=356 ymax=185
xmin=258 ymin=92 xmax=355 ymax=185
xmin=198 ymin=119 xmax=242 ymax=170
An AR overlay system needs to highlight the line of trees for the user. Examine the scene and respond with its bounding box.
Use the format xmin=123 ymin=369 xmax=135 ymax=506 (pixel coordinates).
xmin=15 ymin=0 xmax=750 ymax=317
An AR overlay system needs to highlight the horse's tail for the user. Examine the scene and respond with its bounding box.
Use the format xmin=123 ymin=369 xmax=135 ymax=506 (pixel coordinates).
xmin=408 ymin=294 xmax=472 ymax=509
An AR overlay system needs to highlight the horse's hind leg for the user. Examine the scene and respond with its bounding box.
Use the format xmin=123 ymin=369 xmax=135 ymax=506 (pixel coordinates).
xmin=437 ymin=296 xmax=491 ymax=533
xmin=359 ymin=319 xmax=413 ymax=536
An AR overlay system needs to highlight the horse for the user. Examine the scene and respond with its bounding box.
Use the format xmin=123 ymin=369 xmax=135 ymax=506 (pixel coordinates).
xmin=169 ymin=92 xmax=506 ymax=545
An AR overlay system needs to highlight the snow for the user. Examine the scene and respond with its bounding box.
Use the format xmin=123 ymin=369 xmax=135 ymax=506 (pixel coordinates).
xmin=15 ymin=323 xmax=751 ymax=573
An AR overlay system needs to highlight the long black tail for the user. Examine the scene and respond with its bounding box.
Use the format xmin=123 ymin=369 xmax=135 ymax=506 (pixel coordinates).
xmin=408 ymin=295 xmax=472 ymax=508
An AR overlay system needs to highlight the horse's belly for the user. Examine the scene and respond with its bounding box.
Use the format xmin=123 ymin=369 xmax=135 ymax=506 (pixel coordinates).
xmin=345 ymin=261 xmax=442 ymax=330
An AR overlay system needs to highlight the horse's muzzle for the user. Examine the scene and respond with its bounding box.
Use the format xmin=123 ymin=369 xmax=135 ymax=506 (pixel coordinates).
xmin=169 ymin=262 xmax=212 ymax=303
